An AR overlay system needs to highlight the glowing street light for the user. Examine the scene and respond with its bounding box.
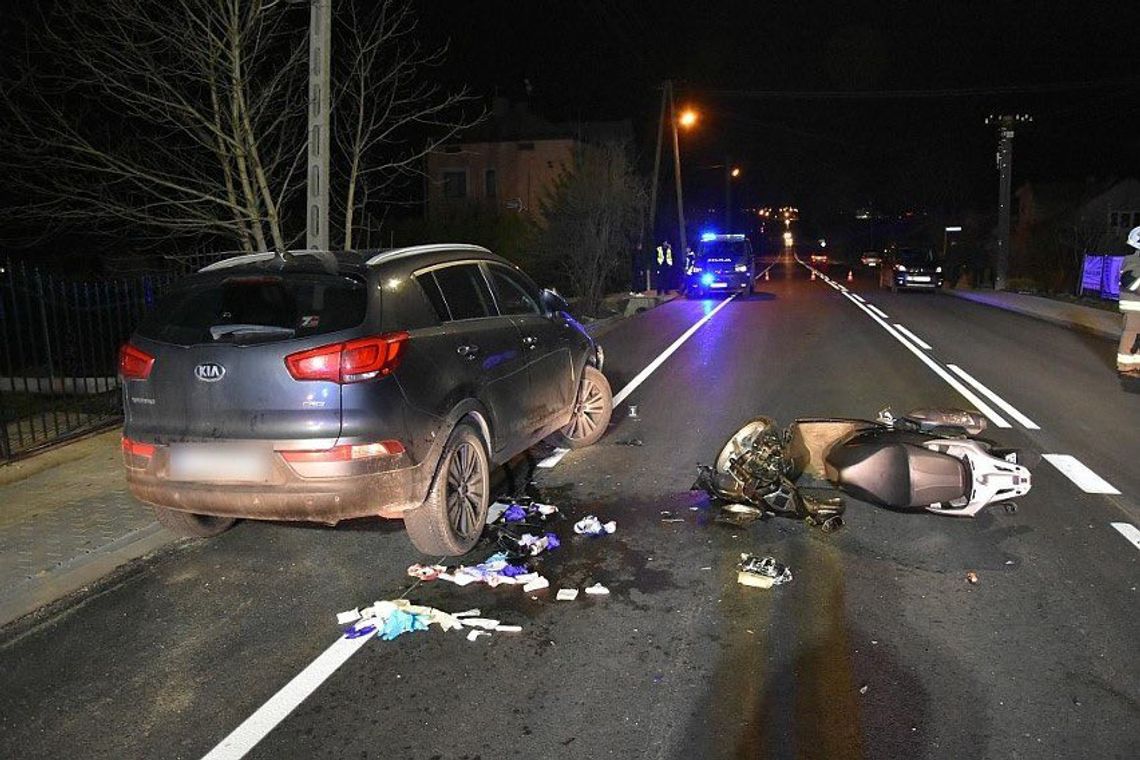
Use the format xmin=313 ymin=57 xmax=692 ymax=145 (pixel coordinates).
xmin=730 ymin=166 xmax=741 ymax=178
xmin=678 ymin=109 xmax=699 ymax=129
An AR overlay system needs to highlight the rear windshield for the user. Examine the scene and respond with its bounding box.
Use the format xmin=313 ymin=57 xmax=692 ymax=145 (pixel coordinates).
xmin=137 ymin=273 xmax=368 ymax=346
xmin=897 ymin=249 xmax=935 ymax=265
xmin=697 ymin=240 xmax=752 ymax=266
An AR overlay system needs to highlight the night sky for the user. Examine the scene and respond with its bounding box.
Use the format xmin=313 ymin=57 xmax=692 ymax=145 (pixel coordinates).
xmin=417 ymin=0 xmax=1140 ymax=221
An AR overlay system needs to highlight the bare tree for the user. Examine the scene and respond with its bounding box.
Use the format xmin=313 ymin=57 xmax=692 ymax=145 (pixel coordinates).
xmin=539 ymin=142 xmax=647 ymax=316
xmin=1 ymin=0 xmax=477 ymax=253
xmin=333 ymin=0 xmax=475 ymax=250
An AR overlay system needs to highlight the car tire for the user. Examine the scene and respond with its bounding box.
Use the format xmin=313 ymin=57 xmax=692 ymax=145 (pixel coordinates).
xmin=404 ymin=422 xmax=490 ymax=556
xmin=152 ymin=506 xmax=236 ymax=538
xmin=556 ymin=365 xmax=613 ymax=449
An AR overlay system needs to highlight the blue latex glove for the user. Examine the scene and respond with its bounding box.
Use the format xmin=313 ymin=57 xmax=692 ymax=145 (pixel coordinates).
xmin=504 ymin=504 xmax=527 ymax=522
xmin=380 ymin=609 xmax=428 ymax=640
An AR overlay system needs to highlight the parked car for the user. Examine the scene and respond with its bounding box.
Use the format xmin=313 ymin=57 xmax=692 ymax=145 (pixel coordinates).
xmin=860 ymin=251 xmax=882 ymax=267
xmin=879 ymin=247 xmax=944 ymax=292
xmin=809 ymin=252 xmax=829 ymax=266
xmin=119 ymin=245 xmax=612 ymax=555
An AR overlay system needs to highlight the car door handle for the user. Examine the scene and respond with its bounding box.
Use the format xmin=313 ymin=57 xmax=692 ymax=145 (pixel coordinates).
xmin=457 ymin=344 xmax=480 ymax=359
xmin=522 ymin=335 xmax=538 ymax=349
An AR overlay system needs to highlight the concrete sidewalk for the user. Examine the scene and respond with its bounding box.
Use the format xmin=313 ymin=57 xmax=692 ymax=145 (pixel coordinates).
xmin=944 ymin=287 xmax=1121 ymax=340
xmin=0 ymin=429 xmax=175 ymax=629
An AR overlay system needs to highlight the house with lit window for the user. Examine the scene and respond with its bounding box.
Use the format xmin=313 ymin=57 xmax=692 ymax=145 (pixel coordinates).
xmin=426 ymin=99 xmax=631 ymax=220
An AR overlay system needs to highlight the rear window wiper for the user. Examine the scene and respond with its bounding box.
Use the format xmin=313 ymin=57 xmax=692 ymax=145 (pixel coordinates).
xmin=209 ymin=324 xmax=296 ymax=342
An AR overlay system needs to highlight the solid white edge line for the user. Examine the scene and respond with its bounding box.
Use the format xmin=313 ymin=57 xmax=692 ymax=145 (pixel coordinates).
xmin=946 ymin=364 xmax=1040 ymax=430
xmin=536 ymin=448 xmax=571 ymax=468
xmin=1110 ymin=522 xmax=1140 ymax=551
xmin=611 ymin=294 xmax=737 ymax=406
xmin=893 ymin=324 xmax=932 ymax=350
xmin=202 ymin=634 xmax=372 ymax=760
xmin=1043 ymin=454 xmax=1121 ymax=494
xmin=836 ymin=290 xmax=1011 ymax=427
xmin=852 ymin=294 xmax=866 ymax=303
xmin=866 ymin=304 xmax=890 ymax=320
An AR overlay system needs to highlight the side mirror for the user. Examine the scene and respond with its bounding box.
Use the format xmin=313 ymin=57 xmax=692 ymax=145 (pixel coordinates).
xmin=539 ymin=288 xmax=570 ymax=317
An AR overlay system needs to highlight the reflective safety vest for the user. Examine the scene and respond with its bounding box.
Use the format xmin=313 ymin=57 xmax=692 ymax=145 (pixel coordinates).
xmin=656 ymin=245 xmax=673 ymax=266
xmin=1121 ymin=253 xmax=1140 ymax=312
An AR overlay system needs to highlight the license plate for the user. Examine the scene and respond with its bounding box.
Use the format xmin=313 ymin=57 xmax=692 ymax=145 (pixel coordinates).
xmin=909 ymin=275 xmax=931 ymax=282
xmin=169 ymin=444 xmax=270 ymax=483
xmin=710 ymin=282 xmax=728 ymax=288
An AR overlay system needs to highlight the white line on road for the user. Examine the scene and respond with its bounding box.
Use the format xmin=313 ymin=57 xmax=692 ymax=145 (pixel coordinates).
xmin=893 ymin=324 xmax=932 ymax=350
xmin=837 ymin=291 xmax=1011 ymax=427
xmin=536 ymin=448 xmax=570 ymax=468
xmin=612 ymin=294 xmax=737 ymax=406
xmin=1043 ymin=454 xmax=1121 ymax=494
xmin=946 ymin=364 xmax=1040 ymax=430
xmin=1110 ymin=522 xmax=1140 ymax=552
xmin=866 ymin=304 xmax=890 ymax=320
xmin=202 ymin=634 xmax=372 ymax=760
xmin=851 ymin=294 xmax=866 ymax=302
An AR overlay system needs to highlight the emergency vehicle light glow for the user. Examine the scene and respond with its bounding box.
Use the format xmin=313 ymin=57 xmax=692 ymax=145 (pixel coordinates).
xmin=700 ymin=232 xmax=718 ymax=241
xmin=701 ymin=273 xmax=716 ymax=286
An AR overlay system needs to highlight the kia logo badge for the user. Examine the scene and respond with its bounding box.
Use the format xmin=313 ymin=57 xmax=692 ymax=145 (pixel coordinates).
xmin=194 ymin=363 xmax=226 ymax=382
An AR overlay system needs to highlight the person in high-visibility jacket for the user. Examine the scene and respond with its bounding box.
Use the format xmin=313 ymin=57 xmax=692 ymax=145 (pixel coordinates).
xmin=655 ymin=241 xmax=673 ymax=295
xmin=1119 ymin=226 xmax=1140 ymax=390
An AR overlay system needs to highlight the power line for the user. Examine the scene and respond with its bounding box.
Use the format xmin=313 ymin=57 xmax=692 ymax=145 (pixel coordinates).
xmin=705 ymin=78 xmax=1140 ymax=100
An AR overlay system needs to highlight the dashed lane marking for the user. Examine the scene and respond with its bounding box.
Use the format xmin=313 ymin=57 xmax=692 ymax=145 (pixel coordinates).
xmin=1043 ymin=454 xmax=1121 ymax=495
xmin=866 ymin=304 xmax=890 ymax=320
xmin=893 ymin=324 xmax=932 ymax=350
xmin=1110 ymin=522 xmax=1140 ymax=552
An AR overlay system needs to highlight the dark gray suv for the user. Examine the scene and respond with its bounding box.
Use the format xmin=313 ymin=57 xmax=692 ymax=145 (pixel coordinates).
xmin=119 ymin=245 xmax=612 ymax=555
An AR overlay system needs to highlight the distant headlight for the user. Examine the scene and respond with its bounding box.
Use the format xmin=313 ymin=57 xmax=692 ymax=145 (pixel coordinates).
xmin=896 ymin=264 xmax=907 ymax=272
xmin=935 ymin=266 xmax=942 ymax=273
xmin=735 ymin=264 xmax=748 ymax=272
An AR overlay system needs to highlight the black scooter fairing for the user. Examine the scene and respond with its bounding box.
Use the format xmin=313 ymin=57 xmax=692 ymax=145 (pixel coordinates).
xmin=824 ymin=428 xmax=969 ymax=509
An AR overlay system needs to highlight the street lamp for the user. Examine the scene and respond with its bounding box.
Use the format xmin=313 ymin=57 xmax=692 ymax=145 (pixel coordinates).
xmin=678 ymin=109 xmax=699 ymax=129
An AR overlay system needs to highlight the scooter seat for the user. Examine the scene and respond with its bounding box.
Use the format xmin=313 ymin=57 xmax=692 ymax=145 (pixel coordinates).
xmin=824 ymin=434 xmax=969 ymax=508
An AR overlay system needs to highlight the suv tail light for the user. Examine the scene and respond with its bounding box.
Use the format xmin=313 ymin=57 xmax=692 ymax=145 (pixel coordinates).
xmin=285 ymin=332 xmax=409 ymax=384
xmin=279 ymin=440 xmax=405 ymax=462
xmin=121 ymin=436 xmax=156 ymax=469
xmin=119 ymin=343 xmax=155 ymax=380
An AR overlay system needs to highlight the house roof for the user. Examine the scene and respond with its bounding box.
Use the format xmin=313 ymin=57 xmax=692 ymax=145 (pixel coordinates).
xmin=455 ymin=98 xmax=632 ymax=145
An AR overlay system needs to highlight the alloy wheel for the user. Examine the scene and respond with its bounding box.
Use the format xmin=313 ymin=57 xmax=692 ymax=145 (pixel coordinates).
xmin=566 ymin=375 xmax=606 ymax=441
xmin=445 ymin=441 xmax=485 ymax=540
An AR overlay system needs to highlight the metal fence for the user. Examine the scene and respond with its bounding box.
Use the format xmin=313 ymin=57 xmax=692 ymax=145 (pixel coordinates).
xmin=0 ymin=260 xmax=179 ymax=462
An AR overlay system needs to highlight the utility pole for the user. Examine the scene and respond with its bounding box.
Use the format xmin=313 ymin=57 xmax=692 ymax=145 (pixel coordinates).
xmin=643 ymin=84 xmax=668 ymax=292
xmin=986 ymin=113 xmax=1031 ymax=290
xmin=306 ymin=0 xmax=332 ymax=251
xmin=669 ymin=81 xmax=689 ymax=270
xmin=724 ymin=156 xmax=733 ymax=231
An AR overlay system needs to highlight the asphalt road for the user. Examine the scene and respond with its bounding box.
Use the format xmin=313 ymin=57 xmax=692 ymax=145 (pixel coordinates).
xmin=2 ymin=255 xmax=1137 ymax=760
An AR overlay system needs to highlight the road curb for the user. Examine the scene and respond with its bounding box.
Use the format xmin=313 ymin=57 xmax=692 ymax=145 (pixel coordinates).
xmin=944 ymin=288 xmax=1119 ymax=341
xmin=0 ymin=520 xmax=174 ymax=630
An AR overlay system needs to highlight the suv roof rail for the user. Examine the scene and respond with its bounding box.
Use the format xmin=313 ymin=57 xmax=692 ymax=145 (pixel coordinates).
xmin=198 ymin=249 xmax=352 ymax=273
xmin=364 ymin=243 xmax=492 ymax=267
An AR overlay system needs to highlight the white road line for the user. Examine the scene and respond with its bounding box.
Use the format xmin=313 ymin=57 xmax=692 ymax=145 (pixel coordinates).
xmin=202 ymin=634 xmax=372 ymax=760
xmin=866 ymin=304 xmax=890 ymax=320
xmin=946 ymin=364 xmax=1040 ymax=430
xmin=838 ymin=291 xmax=1011 ymax=427
xmin=851 ymin=294 xmax=866 ymax=303
xmin=536 ymin=447 xmax=570 ymax=468
xmin=1110 ymin=523 xmax=1140 ymax=552
xmin=893 ymin=324 xmax=932 ymax=350
xmin=611 ymin=294 xmax=737 ymax=406
xmin=1043 ymin=454 xmax=1121 ymax=494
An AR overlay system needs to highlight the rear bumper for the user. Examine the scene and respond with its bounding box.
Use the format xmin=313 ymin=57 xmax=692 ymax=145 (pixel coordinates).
xmin=687 ymin=272 xmax=752 ymax=293
xmin=125 ymin=445 xmax=433 ymax=523
xmin=893 ymin=275 xmax=943 ymax=289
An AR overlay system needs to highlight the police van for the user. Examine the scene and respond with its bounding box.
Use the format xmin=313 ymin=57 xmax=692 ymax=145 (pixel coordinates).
xmin=684 ymin=233 xmax=756 ymax=298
